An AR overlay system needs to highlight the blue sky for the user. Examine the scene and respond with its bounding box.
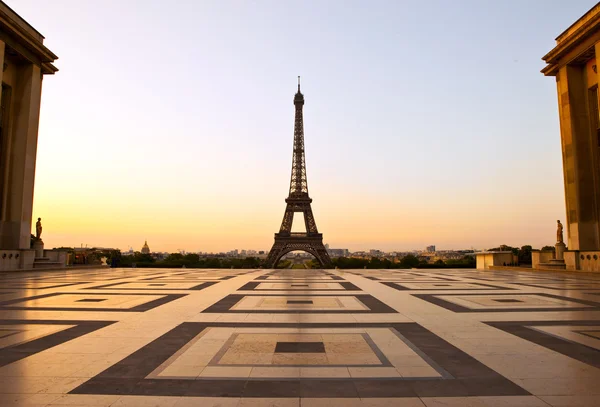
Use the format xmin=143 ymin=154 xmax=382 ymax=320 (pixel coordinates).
xmin=9 ymin=0 xmax=597 ymax=252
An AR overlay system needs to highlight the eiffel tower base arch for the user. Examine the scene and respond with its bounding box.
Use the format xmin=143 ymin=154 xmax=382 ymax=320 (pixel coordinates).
xmin=265 ymin=234 xmax=332 ymax=269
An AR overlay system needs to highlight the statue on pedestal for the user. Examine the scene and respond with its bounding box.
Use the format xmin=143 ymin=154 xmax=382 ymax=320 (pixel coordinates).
xmin=32 ymin=217 xmax=44 ymax=259
xmin=35 ymin=217 xmax=43 ymax=240
xmin=556 ymin=220 xmax=563 ymax=244
xmin=555 ymin=220 xmax=566 ymax=262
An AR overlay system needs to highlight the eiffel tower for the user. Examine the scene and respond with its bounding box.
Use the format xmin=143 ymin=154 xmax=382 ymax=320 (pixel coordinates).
xmin=264 ymin=78 xmax=332 ymax=269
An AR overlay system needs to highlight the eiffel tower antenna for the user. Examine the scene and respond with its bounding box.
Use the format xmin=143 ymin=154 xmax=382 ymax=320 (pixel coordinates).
xmin=265 ymin=79 xmax=332 ymax=268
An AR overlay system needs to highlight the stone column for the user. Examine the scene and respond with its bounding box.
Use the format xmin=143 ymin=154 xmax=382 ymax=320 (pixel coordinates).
xmin=556 ymin=63 xmax=600 ymax=251
xmin=0 ymin=40 xmax=6 ymax=233
xmin=1 ymin=63 xmax=42 ymax=249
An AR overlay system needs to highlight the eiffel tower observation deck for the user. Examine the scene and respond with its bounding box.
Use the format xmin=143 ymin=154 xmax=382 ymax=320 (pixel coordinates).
xmin=264 ymin=78 xmax=332 ymax=268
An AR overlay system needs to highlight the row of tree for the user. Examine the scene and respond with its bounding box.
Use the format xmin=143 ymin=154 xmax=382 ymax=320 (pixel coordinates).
xmin=306 ymin=255 xmax=476 ymax=269
xmin=91 ymin=245 xmax=553 ymax=269
xmin=111 ymin=252 xmax=262 ymax=269
xmin=106 ymin=251 xmax=476 ymax=269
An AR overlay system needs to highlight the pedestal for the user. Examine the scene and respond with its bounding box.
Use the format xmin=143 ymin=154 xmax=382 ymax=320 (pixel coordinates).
xmin=32 ymin=239 xmax=44 ymax=258
xmin=556 ymin=242 xmax=566 ymax=260
xmin=538 ymin=242 xmax=567 ymax=270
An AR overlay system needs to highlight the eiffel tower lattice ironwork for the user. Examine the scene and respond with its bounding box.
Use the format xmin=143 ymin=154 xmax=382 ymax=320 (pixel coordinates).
xmin=265 ymin=78 xmax=332 ymax=268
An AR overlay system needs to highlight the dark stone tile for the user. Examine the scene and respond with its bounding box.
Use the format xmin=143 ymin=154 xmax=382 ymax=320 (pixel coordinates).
xmin=70 ymin=378 xmax=140 ymax=395
xmin=354 ymin=295 xmax=397 ymax=313
xmin=457 ymin=378 xmax=530 ymax=396
xmin=134 ymin=379 xmax=192 ymax=396
xmin=354 ymin=380 xmax=417 ymax=397
xmin=287 ymin=300 xmax=313 ymax=304
xmin=239 ymin=282 xmax=260 ymax=290
xmin=243 ymin=380 xmax=300 ymax=397
xmin=340 ymin=282 xmax=361 ymax=291
xmin=300 ymin=379 xmax=358 ymax=397
xmin=410 ymin=380 xmax=470 ymax=397
xmin=275 ymin=341 xmax=325 ymax=353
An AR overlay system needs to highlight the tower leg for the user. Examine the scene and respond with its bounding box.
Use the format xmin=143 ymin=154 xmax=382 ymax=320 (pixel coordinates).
xmin=313 ymin=246 xmax=333 ymax=268
xmin=264 ymin=242 xmax=286 ymax=268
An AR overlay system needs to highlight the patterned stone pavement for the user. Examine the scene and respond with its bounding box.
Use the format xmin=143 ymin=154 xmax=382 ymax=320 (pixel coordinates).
xmin=0 ymin=267 xmax=598 ymax=406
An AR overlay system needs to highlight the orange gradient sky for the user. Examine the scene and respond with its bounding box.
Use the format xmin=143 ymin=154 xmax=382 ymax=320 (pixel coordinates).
xmin=13 ymin=0 xmax=593 ymax=253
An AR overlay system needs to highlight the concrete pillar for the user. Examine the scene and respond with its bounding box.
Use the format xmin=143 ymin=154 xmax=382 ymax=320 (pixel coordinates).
xmin=0 ymin=40 xmax=6 ymax=227
xmin=1 ymin=63 xmax=42 ymax=249
xmin=557 ymin=63 xmax=600 ymax=250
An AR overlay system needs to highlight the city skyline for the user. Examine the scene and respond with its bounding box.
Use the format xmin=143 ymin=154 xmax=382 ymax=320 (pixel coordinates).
xmin=13 ymin=0 xmax=597 ymax=253
xmin=93 ymin=241 xmax=540 ymax=256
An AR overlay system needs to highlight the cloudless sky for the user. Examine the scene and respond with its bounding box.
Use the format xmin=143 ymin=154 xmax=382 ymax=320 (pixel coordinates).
xmin=9 ymin=0 xmax=597 ymax=252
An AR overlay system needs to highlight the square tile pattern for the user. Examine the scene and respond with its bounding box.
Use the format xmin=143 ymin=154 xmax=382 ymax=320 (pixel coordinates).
xmin=238 ymin=281 xmax=361 ymax=291
xmin=382 ymin=281 xmax=512 ymax=291
xmin=73 ymin=322 xmax=524 ymax=397
xmin=0 ymin=320 xmax=114 ymax=367
xmin=0 ymin=267 xmax=598 ymax=405
xmin=486 ymin=320 xmax=600 ymax=369
xmin=412 ymin=292 xmax=600 ymax=312
xmin=86 ymin=281 xmax=218 ymax=290
xmin=0 ymin=292 xmax=187 ymax=312
xmin=203 ymin=294 xmax=397 ymax=313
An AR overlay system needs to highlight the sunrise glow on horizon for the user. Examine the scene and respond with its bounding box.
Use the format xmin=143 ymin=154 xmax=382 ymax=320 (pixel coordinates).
xmin=11 ymin=0 xmax=596 ymax=253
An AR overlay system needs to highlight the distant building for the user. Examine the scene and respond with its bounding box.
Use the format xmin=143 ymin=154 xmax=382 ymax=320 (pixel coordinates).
xmin=351 ymin=251 xmax=369 ymax=259
xmin=426 ymin=245 xmax=436 ymax=252
xmin=141 ymin=241 xmax=150 ymax=254
xmin=327 ymin=248 xmax=349 ymax=258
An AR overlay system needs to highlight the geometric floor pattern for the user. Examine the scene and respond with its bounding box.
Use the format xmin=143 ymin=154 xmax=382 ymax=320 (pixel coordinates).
xmin=0 ymin=268 xmax=598 ymax=406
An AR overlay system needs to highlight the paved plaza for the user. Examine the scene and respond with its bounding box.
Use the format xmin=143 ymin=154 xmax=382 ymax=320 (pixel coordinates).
xmin=0 ymin=267 xmax=598 ymax=406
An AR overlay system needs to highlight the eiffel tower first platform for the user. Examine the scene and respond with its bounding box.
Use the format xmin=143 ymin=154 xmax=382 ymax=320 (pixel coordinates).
xmin=264 ymin=79 xmax=333 ymax=269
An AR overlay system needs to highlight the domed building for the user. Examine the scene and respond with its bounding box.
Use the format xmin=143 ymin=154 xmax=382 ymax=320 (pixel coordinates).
xmin=141 ymin=241 xmax=151 ymax=254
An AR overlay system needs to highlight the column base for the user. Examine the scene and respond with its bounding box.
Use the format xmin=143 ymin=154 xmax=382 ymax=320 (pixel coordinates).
xmin=32 ymin=239 xmax=44 ymax=258
xmin=539 ymin=259 xmax=567 ymax=270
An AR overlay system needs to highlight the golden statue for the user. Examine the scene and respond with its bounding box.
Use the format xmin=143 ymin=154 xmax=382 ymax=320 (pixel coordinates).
xmin=35 ymin=217 xmax=42 ymax=240
xmin=556 ymin=220 xmax=563 ymax=244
